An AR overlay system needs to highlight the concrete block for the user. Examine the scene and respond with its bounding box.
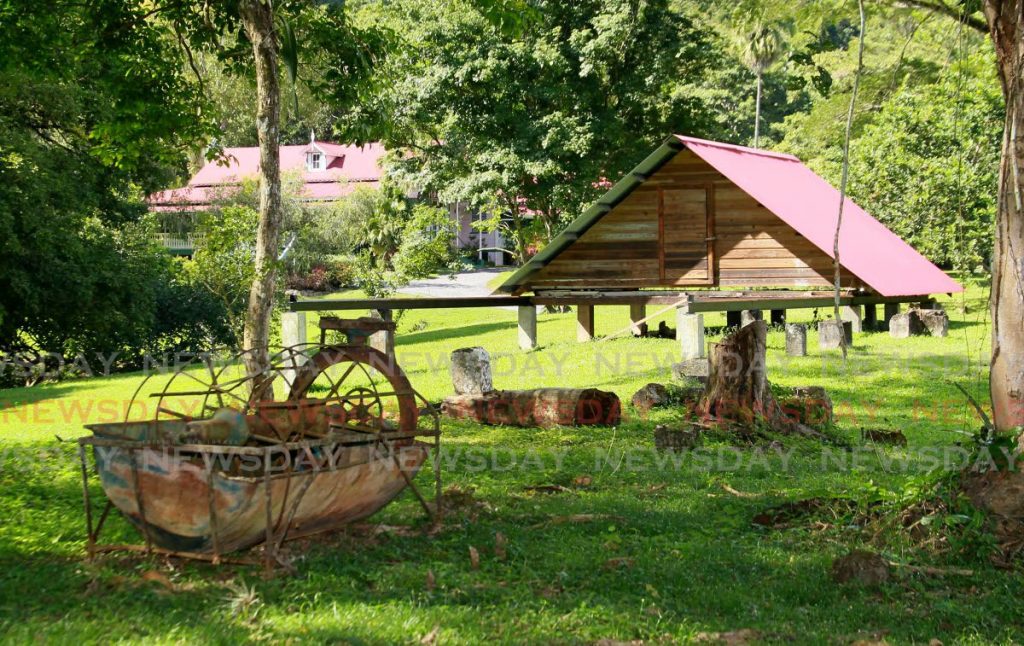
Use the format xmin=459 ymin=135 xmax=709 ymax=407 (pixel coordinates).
xmin=676 ymin=310 xmax=705 ymax=360
xmin=916 ymin=308 xmax=949 ymax=337
xmin=741 ymin=309 xmax=763 ymax=327
xmin=839 ymin=305 xmax=863 ymax=333
xmin=785 ymin=323 xmax=807 ymax=356
xmin=818 ymin=320 xmax=853 ymax=349
xmin=450 ymin=347 xmax=493 ymax=395
xmin=888 ymin=311 xmax=923 ymax=339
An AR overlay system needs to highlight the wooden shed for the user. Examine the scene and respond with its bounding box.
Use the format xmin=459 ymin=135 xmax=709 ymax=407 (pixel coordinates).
xmin=496 ymin=135 xmax=962 ymax=298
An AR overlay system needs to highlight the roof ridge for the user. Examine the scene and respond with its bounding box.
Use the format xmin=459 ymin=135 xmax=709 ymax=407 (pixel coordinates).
xmin=673 ymin=135 xmax=799 ymax=161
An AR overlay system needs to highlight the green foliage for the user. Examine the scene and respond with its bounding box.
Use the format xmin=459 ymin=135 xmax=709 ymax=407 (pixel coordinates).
xmin=393 ymin=204 xmax=461 ymax=279
xmin=185 ymin=206 xmax=261 ymax=344
xmin=368 ymin=0 xmax=721 ymax=259
xmin=841 ymin=53 xmax=1003 ymax=271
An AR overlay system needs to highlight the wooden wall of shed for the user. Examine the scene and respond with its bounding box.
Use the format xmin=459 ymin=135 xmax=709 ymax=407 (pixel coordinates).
xmin=526 ymin=149 xmax=861 ymax=291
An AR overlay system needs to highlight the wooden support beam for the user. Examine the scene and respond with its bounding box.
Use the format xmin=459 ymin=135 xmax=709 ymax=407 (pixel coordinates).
xmin=577 ymin=305 xmax=595 ymax=342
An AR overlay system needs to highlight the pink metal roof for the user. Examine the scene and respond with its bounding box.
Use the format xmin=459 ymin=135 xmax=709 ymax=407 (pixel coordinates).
xmin=150 ymin=142 xmax=385 ymax=210
xmin=674 ymin=135 xmax=963 ymax=296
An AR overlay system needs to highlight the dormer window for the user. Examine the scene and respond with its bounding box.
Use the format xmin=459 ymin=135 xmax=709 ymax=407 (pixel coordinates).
xmin=307 ymin=152 xmax=323 ymax=171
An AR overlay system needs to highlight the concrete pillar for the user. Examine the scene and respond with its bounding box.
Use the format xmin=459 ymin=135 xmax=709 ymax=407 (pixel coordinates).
xmin=741 ymin=309 xmax=763 ymax=327
xmin=839 ymin=305 xmax=862 ymax=333
xmin=785 ymin=323 xmax=807 ymax=356
xmin=726 ymin=310 xmax=742 ymax=329
xmin=518 ymin=305 xmax=537 ymax=350
xmin=676 ymin=309 xmax=705 ymax=360
xmin=281 ymin=311 xmax=307 ymax=348
xmin=863 ymin=304 xmax=878 ymax=331
xmin=629 ymin=303 xmax=646 ymax=336
xmin=281 ymin=311 xmax=308 ymax=389
xmin=883 ymin=303 xmax=900 ymax=330
xmin=770 ymin=309 xmax=786 ymax=327
xmin=577 ymin=304 xmax=595 ymax=342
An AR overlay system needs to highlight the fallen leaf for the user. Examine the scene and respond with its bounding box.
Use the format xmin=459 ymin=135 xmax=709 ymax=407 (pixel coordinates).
xmin=140 ymin=570 xmax=176 ymax=592
xmin=525 ymin=484 xmax=571 ymax=494
xmin=419 ymin=625 xmax=440 ymax=645
xmin=573 ymin=475 xmax=593 ymax=487
xmin=603 ymin=557 xmax=635 ymax=570
xmin=533 ymin=513 xmax=623 ymax=528
xmin=720 ymin=482 xmax=758 ymax=498
xmin=425 ymin=569 xmax=436 ymax=591
xmin=469 ymin=546 xmax=480 ymax=570
xmin=494 ymin=532 xmax=508 ymax=560
xmin=694 ymin=629 xmax=762 ymax=645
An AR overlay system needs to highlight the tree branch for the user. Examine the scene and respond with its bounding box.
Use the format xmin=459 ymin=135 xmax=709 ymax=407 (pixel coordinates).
xmin=893 ymin=0 xmax=988 ymax=34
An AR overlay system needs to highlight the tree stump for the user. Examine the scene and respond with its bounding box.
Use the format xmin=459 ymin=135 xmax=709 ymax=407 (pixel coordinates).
xmin=450 ymin=347 xmax=493 ymax=395
xmin=697 ymin=321 xmax=796 ymax=432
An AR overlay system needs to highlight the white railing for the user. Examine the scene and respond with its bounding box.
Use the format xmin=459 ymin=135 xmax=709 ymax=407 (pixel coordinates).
xmin=155 ymin=232 xmax=205 ymax=251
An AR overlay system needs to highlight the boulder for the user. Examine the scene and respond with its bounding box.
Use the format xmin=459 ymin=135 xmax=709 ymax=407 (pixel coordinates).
xmin=915 ymin=308 xmax=949 ymax=337
xmin=831 ymin=550 xmax=891 ymax=587
xmin=631 ymin=383 xmax=670 ymax=412
xmin=449 ymin=347 xmax=493 ymax=395
xmin=672 ymin=357 xmax=710 ymax=380
xmin=779 ymin=386 xmax=833 ymax=428
xmin=653 ymin=424 xmax=701 ymax=452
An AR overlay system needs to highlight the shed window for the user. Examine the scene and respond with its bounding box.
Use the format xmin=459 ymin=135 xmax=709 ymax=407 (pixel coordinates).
xmin=307 ymin=152 xmax=323 ymax=171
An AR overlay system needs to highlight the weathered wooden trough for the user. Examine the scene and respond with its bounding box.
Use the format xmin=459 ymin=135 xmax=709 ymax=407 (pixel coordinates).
xmin=78 ymin=319 xmax=441 ymax=569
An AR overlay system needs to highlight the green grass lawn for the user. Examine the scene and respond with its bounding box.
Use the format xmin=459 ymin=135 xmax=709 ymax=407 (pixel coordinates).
xmin=2 ymin=278 xmax=1021 ymax=644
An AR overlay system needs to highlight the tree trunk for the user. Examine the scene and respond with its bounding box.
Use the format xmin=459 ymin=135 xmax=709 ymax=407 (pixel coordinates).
xmin=441 ymin=389 xmax=621 ymax=428
xmin=754 ymin=72 xmax=763 ymax=148
xmin=240 ymin=0 xmax=282 ymax=379
xmin=697 ymin=320 xmax=798 ymax=433
xmin=983 ymin=0 xmax=1024 ymax=430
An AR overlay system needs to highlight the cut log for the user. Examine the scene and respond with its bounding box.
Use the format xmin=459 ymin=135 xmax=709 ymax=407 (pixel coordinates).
xmin=697 ymin=320 xmax=806 ymax=434
xmin=441 ymin=389 xmax=621 ymax=428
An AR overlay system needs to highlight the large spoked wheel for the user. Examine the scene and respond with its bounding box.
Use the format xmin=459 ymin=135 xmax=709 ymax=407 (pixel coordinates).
xmin=287 ymin=345 xmax=419 ymax=438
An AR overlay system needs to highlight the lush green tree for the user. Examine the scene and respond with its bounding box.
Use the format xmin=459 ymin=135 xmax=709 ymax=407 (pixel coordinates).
xmin=361 ymin=0 xmax=720 ymax=261
xmin=0 ymin=0 xmax=221 ymax=372
xmin=842 ymin=52 xmax=1003 ymax=272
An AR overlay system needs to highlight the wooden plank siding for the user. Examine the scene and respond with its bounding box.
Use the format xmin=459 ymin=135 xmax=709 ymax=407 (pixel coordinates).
xmin=526 ymin=150 xmax=861 ymax=290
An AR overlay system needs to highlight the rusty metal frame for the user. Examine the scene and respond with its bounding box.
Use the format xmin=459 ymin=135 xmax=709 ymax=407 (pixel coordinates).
xmin=77 ymin=400 xmax=443 ymax=572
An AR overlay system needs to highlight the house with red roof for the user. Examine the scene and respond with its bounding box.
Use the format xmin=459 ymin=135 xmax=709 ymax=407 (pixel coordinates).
xmin=149 ymin=137 xmax=507 ymax=264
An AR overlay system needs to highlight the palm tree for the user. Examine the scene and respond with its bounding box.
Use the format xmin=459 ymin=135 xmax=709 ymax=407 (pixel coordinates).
xmin=740 ymin=23 xmax=785 ymax=148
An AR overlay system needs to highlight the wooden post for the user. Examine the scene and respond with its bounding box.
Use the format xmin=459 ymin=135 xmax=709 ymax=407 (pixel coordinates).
xmin=518 ymin=305 xmax=537 ymax=350
xmin=863 ymin=304 xmax=878 ymax=330
xmin=726 ymin=310 xmax=742 ymax=329
xmin=676 ymin=307 xmax=705 ymax=360
xmin=577 ymin=305 xmax=595 ymax=342
xmin=770 ymin=309 xmax=786 ymax=327
xmin=629 ymin=303 xmax=646 ymax=336
xmin=883 ymin=303 xmax=900 ymax=331
xmin=369 ymin=309 xmax=395 ymax=358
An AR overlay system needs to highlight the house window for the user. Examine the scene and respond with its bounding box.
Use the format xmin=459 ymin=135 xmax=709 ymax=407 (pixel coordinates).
xmin=307 ymin=152 xmax=322 ymax=171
